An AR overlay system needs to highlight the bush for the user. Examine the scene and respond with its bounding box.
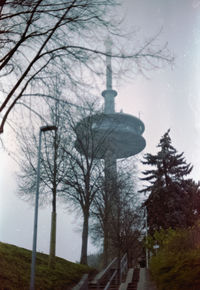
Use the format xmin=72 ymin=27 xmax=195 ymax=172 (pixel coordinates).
xmin=148 ymin=224 xmax=200 ymax=290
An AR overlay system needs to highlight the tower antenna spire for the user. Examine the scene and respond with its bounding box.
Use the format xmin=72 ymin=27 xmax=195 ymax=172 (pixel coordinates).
xmin=105 ymin=37 xmax=112 ymax=90
xmin=102 ymin=37 xmax=117 ymax=113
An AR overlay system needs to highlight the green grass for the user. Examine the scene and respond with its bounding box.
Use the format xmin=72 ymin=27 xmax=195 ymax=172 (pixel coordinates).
xmin=0 ymin=241 xmax=96 ymax=289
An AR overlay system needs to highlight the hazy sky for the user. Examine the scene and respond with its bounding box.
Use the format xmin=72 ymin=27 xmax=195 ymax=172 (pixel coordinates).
xmin=1 ymin=0 xmax=200 ymax=262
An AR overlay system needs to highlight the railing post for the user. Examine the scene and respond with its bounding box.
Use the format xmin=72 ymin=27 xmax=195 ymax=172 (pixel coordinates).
xmin=120 ymin=253 xmax=128 ymax=284
xmin=120 ymin=268 xmax=122 ymax=285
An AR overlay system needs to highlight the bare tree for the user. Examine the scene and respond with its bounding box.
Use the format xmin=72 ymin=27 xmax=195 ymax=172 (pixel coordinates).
xmin=0 ymin=0 xmax=172 ymax=134
xmin=17 ymin=91 xmax=118 ymax=266
xmin=109 ymin=201 xmax=143 ymax=268
xmin=90 ymin=174 xmax=115 ymax=268
xmin=60 ymin=102 xmax=117 ymax=265
xmin=17 ymin=91 xmax=70 ymax=268
xmin=90 ymin=164 xmax=142 ymax=268
xmin=108 ymin=171 xmax=143 ymax=270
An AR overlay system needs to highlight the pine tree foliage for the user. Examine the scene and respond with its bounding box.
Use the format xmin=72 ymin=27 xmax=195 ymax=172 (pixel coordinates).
xmin=141 ymin=129 xmax=200 ymax=233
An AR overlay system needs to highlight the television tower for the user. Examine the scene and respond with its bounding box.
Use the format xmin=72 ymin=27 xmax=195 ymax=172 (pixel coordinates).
xmin=75 ymin=40 xmax=146 ymax=266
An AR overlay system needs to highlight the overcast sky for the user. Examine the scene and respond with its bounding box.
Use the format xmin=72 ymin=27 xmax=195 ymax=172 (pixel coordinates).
xmin=1 ymin=0 xmax=200 ymax=262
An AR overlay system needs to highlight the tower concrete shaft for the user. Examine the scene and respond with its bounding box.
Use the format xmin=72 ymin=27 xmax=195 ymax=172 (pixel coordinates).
xmin=102 ymin=40 xmax=117 ymax=177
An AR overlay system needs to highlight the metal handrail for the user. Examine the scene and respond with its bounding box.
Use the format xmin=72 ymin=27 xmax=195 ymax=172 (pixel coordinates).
xmin=90 ymin=253 xmax=128 ymax=290
xmin=91 ymin=257 xmax=118 ymax=284
xmin=104 ymin=269 xmax=117 ymax=290
xmin=121 ymin=253 xmax=127 ymax=265
xmin=72 ymin=274 xmax=88 ymax=290
xmin=120 ymin=253 xmax=128 ymax=284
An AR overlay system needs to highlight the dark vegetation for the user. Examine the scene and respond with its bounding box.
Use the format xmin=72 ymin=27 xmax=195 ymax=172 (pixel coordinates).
xmin=141 ymin=129 xmax=200 ymax=234
xmin=0 ymin=241 xmax=96 ymax=289
xmin=141 ymin=130 xmax=200 ymax=289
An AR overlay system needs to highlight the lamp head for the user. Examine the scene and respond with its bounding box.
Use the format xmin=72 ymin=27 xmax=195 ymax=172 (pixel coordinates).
xmin=40 ymin=125 xmax=57 ymax=132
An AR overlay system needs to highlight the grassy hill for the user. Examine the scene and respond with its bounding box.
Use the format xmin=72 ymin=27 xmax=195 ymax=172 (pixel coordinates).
xmin=0 ymin=242 xmax=96 ymax=289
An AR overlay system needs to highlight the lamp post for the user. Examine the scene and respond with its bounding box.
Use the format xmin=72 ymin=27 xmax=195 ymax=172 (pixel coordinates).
xmin=145 ymin=207 xmax=149 ymax=269
xmin=30 ymin=125 xmax=57 ymax=290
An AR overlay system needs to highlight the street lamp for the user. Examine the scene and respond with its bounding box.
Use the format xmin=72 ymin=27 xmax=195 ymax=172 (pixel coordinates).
xmin=30 ymin=125 xmax=57 ymax=290
xmin=145 ymin=207 xmax=149 ymax=269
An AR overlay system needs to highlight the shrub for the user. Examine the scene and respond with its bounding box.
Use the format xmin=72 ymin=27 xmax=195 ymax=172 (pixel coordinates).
xmin=148 ymin=224 xmax=200 ymax=290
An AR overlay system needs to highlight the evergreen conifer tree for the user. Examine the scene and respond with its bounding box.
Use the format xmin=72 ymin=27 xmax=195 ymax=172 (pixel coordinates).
xmin=141 ymin=129 xmax=200 ymax=234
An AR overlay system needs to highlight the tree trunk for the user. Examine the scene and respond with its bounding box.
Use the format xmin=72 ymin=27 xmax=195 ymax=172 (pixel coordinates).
xmin=48 ymin=186 xmax=57 ymax=268
xmin=48 ymin=211 xmax=57 ymax=268
xmin=103 ymin=222 xmax=109 ymax=268
xmin=80 ymin=211 xmax=89 ymax=265
xmin=48 ymin=129 xmax=58 ymax=269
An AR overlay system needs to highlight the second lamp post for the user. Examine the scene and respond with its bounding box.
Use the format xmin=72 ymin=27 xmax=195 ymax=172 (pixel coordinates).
xmin=30 ymin=125 xmax=57 ymax=290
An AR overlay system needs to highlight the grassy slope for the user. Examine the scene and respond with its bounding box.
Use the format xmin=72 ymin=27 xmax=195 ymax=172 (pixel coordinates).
xmin=0 ymin=242 xmax=95 ymax=289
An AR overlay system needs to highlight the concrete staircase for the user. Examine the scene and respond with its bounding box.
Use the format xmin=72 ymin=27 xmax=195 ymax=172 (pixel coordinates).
xmin=88 ymin=258 xmax=120 ymax=290
xmin=88 ymin=269 xmax=120 ymax=290
xmin=88 ymin=267 xmax=140 ymax=290
xmin=73 ymin=254 xmax=143 ymax=290
xmin=126 ymin=268 xmax=139 ymax=290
